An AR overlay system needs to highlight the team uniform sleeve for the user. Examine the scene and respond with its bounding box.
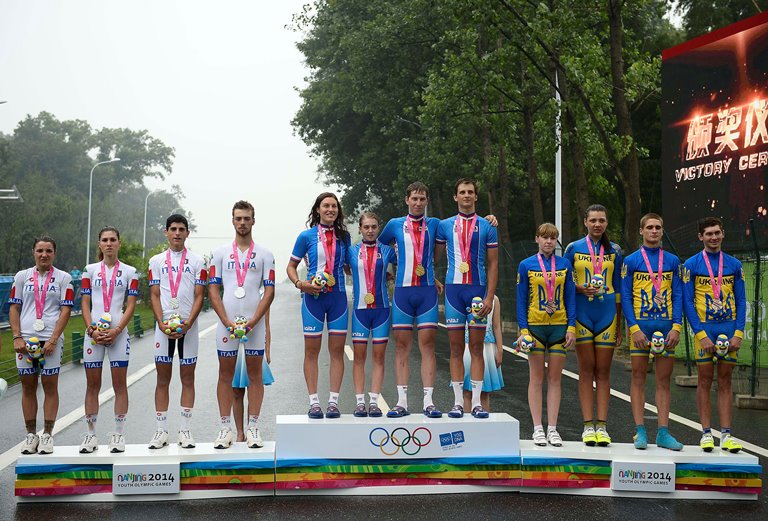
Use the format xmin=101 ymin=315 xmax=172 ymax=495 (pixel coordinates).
xmin=671 ymin=257 xmax=683 ymax=332
xmin=435 ymin=220 xmax=448 ymax=244
xmin=208 ymin=248 xmax=223 ymax=285
xmin=263 ymin=252 xmax=276 ymax=287
xmin=147 ymin=257 xmax=160 ymax=286
xmin=290 ymin=232 xmax=308 ymax=264
xmin=60 ymin=272 xmax=75 ymax=307
xmin=194 ymin=258 xmax=208 ymax=286
xmin=734 ymin=260 xmax=747 ymax=338
xmin=516 ymin=261 xmax=530 ymax=334
xmin=8 ymin=271 xmax=24 ymax=305
xmin=613 ymin=245 xmax=623 ymax=303
xmin=127 ymin=267 xmax=140 ymax=297
xmin=486 ymin=224 xmax=498 ymax=249
xmin=564 ymin=260 xmax=576 ymax=333
xmin=682 ymin=261 xmax=706 ymax=341
xmin=621 ymin=257 xmax=639 ymax=334
xmin=80 ymin=267 xmax=92 ymax=296
xmin=378 ymin=220 xmax=395 ymax=246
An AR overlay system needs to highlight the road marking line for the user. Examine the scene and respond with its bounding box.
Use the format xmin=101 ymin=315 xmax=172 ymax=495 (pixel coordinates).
xmin=0 ymin=322 xmax=218 ymax=472
xmin=439 ymin=322 xmax=768 ymax=458
xmin=344 ymin=345 xmax=390 ymax=413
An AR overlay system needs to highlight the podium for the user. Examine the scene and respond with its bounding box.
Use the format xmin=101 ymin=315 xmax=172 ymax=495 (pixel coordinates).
xmin=275 ymin=413 xmax=521 ymax=495
xmin=15 ymin=442 xmax=276 ymax=502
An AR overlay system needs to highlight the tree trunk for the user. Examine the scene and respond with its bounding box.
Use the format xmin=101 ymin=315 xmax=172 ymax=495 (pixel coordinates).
xmin=608 ymin=0 xmax=641 ymax=250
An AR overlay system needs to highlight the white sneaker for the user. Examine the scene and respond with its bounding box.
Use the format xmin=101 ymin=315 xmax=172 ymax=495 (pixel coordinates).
xmin=246 ymin=426 xmax=264 ymax=449
xmin=178 ymin=429 xmax=196 ymax=449
xmin=547 ymin=429 xmax=563 ymax=447
xmin=21 ymin=433 xmax=39 ymax=455
xmin=213 ymin=427 xmax=234 ymax=449
xmin=108 ymin=433 xmax=125 ymax=453
xmin=38 ymin=433 xmax=54 ymax=454
xmin=79 ymin=433 xmax=99 ymax=453
xmin=148 ymin=429 xmax=169 ymax=449
xmin=533 ymin=427 xmax=547 ymax=446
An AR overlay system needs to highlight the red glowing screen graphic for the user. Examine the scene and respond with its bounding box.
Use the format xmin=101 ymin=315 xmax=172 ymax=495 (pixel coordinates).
xmin=662 ymin=12 xmax=768 ymax=253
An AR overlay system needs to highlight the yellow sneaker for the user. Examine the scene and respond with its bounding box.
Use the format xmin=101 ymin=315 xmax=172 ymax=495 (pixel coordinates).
xmin=582 ymin=425 xmax=597 ymax=446
xmin=595 ymin=426 xmax=612 ymax=447
xmin=721 ymin=434 xmax=742 ymax=454
xmin=700 ymin=432 xmax=714 ymax=452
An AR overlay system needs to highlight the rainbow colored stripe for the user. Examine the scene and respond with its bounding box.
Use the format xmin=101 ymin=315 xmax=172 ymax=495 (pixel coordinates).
xmin=520 ymin=457 xmax=612 ymax=488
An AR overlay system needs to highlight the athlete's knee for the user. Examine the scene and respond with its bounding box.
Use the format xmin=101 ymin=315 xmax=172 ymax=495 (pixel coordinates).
xmin=180 ymin=369 xmax=195 ymax=387
xmin=41 ymin=378 xmax=58 ymax=394
xmin=594 ymin=364 xmax=611 ymax=381
xmin=631 ymin=365 xmax=648 ymax=381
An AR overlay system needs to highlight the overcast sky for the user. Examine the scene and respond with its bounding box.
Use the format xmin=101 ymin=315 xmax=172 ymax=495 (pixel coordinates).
xmin=0 ymin=0 xmax=336 ymax=274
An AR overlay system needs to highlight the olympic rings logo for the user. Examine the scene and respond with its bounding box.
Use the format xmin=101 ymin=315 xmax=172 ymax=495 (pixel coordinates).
xmin=369 ymin=427 xmax=432 ymax=456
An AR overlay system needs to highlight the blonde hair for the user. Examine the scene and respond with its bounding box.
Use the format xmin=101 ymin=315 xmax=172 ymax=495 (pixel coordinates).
xmin=536 ymin=222 xmax=559 ymax=239
xmin=640 ymin=213 xmax=663 ymax=228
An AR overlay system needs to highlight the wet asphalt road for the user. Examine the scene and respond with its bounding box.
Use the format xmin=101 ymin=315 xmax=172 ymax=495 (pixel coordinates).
xmin=1 ymin=282 xmax=766 ymax=520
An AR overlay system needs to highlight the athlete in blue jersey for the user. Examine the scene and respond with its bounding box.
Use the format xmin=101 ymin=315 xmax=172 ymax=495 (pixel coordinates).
xmin=436 ymin=179 xmax=498 ymax=419
xmin=563 ymin=204 xmax=623 ymax=447
xmin=516 ymin=223 xmax=575 ymax=446
xmin=346 ymin=212 xmax=397 ymax=417
xmin=377 ymin=182 xmax=444 ymax=418
xmin=621 ymin=214 xmax=683 ymax=451
xmin=682 ymin=217 xmax=746 ymax=453
xmin=287 ymin=193 xmax=351 ymax=419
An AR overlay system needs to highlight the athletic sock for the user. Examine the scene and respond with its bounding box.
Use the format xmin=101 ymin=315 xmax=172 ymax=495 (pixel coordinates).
xmin=583 ymin=420 xmax=594 ymax=429
xmin=451 ymin=381 xmax=463 ymax=406
xmin=356 ymin=394 xmax=365 ymax=405
xmin=368 ymin=392 xmax=379 ymax=405
xmin=596 ymin=420 xmax=607 ymax=429
xmin=248 ymin=415 xmax=258 ymax=428
xmin=423 ymin=387 xmax=434 ymax=409
xmin=721 ymin=427 xmax=731 ymax=435
xmin=114 ymin=414 xmax=126 ymax=435
xmin=534 ymin=424 xmax=544 ymax=432
xmin=156 ymin=411 xmax=168 ymax=432
xmin=85 ymin=414 xmax=97 ymax=435
xmin=396 ymin=385 xmax=408 ymax=408
xmin=329 ymin=392 xmax=339 ymax=405
xmin=180 ymin=407 xmax=193 ymax=430
xmin=703 ymin=427 xmax=712 ymax=434
xmin=220 ymin=416 xmax=232 ymax=430
xmin=470 ymin=380 xmax=483 ymax=409
xmin=547 ymin=425 xmax=558 ymax=433
xmin=309 ymin=394 xmax=320 ymax=406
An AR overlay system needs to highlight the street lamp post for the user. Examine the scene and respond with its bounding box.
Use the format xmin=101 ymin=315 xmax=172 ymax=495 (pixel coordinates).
xmin=142 ymin=190 xmax=158 ymax=258
xmin=86 ymin=158 xmax=121 ymax=265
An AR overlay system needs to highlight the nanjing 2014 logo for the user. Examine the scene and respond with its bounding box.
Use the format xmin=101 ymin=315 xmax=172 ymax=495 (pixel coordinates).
xmin=369 ymin=427 xmax=432 ymax=456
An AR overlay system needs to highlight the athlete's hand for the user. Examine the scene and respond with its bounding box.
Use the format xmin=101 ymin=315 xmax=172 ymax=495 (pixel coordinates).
xmin=479 ymin=296 xmax=493 ymax=318
xmin=631 ymin=330 xmax=648 ymax=349
xmin=43 ymin=338 xmax=56 ymax=356
xmin=435 ymin=279 xmax=444 ymax=296
xmin=579 ymin=284 xmax=598 ymax=298
xmin=564 ymin=331 xmax=576 ymax=349
xmin=484 ymin=214 xmax=498 ymax=227
xmin=14 ymin=337 xmax=27 ymax=354
xmin=728 ymin=336 xmax=742 ymax=351
xmin=699 ymin=336 xmax=715 ymax=353
xmin=300 ymin=280 xmax=322 ymax=296
xmin=615 ymin=327 xmax=623 ymax=348
xmin=495 ymin=345 xmax=503 ymax=367
xmin=665 ymin=330 xmax=680 ymax=350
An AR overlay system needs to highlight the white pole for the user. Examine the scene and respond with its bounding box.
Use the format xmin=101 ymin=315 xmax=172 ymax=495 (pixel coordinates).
xmin=86 ymin=158 xmax=120 ymax=265
xmin=142 ymin=191 xmax=153 ymax=258
xmin=555 ymin=70 xmax=562 ymax=255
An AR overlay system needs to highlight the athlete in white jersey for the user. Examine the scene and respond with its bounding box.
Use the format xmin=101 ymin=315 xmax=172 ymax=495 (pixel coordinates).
xmin=209 ymin=201 xmax=275 ymax=449
xmin=147 ymin=214 xmax=207 ymax=449
xmin=79 ymin=227 xmax=139 ymax=454
xmin=9 ymin=236 xmax=74 ymax=455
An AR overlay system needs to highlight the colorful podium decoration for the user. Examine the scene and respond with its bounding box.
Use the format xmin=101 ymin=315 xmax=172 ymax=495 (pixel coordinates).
xmin=275 ymin=413 xmax=521 ymax=494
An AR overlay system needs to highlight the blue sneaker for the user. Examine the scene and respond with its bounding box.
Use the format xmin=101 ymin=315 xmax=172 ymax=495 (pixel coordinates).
xmin=386 ymin=405 xmax=410 ymax=418
xmin=308 ymin=404 xmax=323 ymax=419
xmin=423 ymin=405 xmax=442 ymax=418
xmin=471 ymin=406 xmax=489 ymax=419
xmin=447 ymin=405 xmax=464 ymax=418
xmin=656 ymin=428 xmax=683 ymax=451
xmin=633 ymin=426 xmax=648 ymax=450
xmin=325 ymin=403 xmax=341 ymax=419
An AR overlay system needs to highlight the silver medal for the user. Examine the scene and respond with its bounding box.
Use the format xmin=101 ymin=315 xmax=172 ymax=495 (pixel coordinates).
xmin=234 ymin=286 xmax=246 ymax=299
xmin=169 ymin=297 xmax=179 ymax=309
xmin=33 ymin=319 xmax=45 ymax=332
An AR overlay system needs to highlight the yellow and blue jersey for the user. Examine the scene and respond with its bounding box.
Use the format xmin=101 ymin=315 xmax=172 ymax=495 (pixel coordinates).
xmin=516 ymin=253 xmax=576 ymax=332
xmin=620 ymin=246 xmax=682 ymax=335
xmin=563 ymin=236 xmax=622 ymax=304
xmin=682 ymin=250 xmax=746 ymax=341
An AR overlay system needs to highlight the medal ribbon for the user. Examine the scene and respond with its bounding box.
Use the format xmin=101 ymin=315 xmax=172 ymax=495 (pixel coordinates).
xmin=232 ymin=241 xmax=255 ymax=290
xmin=166 ymin=248 xmax=187 ymax=300
xmin=99 ymin=261 xmax=120 ymax=313
xmin=455 ymin=214 xmax=477 ymax=274
xmin=536 ymin=253 xmax=556 ymax=304
xmin=33 ymin=268 xmax=55 ymax=321
xmin=362 ymin=242 xmax=377 ymax=307
xmin=702 ymin=250 xmax=723 ymax=300
xmin=585 ymin=237 xmax=604 ymax=277
xmin=319 ymin=225 xmax=336 ymax=278
xmin=640 ymin=247 xmax=664 ymax=296
xmin=407 ymin=215 xmax=424 ymax=274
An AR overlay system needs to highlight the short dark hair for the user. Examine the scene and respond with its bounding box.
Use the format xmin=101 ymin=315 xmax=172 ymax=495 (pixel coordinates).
xmin=405 ymin=182 xmax=429 ymax=198
xmin=454 ymin=178 xmax=478 ymax=195
xmin=698 ymin=216 xmax=723 ymax=234
xmin=166 ymin=214 xmax=189 ymax=230
xmin=232 ymin=200 xmax=255 ymax=218
xmin=33 ymin=236 xmax=56 ymax=252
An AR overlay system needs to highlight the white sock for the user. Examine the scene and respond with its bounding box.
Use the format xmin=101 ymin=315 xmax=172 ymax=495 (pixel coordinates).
xmin=451 ymin=381 xmax=463 ymax=406
xmin=220 ymin=416 xmax=232 ymax=430
xmin=356 ymin=394 xmax=365 ymax=405
xmin=470 ymin=380 xmax=483 ymax=409
xmin=85 ymin=414 xmax=97 ymax=434
xmin=396 ymin=385 xmax=408 ymax=408
xmin=423 ymin=387 xmax=434 ymax=409
xmin=329 ymin=392 xmax=339 ymax=405
xmin=248 ymin=415 xmax=258 ymax=428
xmin=368 ymin=392 xmax=379 ymax=405
xmin=114 ymin=414 xmax=126 ymax=435
xmin=309 ymin=394 xmax=320 ymax=406
xmin=547 ymin=425 xmax=557 ymax=433
xmin=155 ymin=411 xmax=168 ymax=432
xmin=534 ymin=424 xmax=544 ymax=432
xmin=180 ymin=407 xmax=192 ymax=430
